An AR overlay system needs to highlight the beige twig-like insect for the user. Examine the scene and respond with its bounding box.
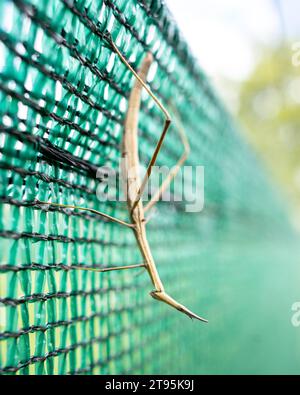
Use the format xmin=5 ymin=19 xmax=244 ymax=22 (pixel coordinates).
xmin=41 ymin=38 xmax=207 ymax=322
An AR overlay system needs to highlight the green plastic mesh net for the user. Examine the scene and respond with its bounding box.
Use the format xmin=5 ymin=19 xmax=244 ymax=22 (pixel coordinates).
xmin=0 ymin=0 xmax=300 ymax=375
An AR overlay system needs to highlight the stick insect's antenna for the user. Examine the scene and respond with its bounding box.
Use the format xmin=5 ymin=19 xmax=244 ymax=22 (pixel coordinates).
xmin=38 ymin=201 xmax=135 ymax=228
xmin=109 ymin=39 xmax=172 ymax=213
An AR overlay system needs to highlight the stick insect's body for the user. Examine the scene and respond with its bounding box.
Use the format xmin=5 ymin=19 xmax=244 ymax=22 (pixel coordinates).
xmin=41 ymin=38 xmax=207 ymax=323
xmin=122 ymin=54 xmax=207 ymax=322
xmin=122 ymin=53 xmax=164 ymax=294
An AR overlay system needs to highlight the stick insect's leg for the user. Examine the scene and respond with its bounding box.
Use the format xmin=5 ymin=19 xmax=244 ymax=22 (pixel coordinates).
xmin=38 ymin=201 xmax=135 ymax=228
xmin=109 ymin=40 xmax=171 ymax=213
xmin=144 ymin=110 xmax=190 ymax=213
xmin=75 ymin=263 xmax=146 ymax=273
xmin=39 ymin=202 xmax=146 ymax=273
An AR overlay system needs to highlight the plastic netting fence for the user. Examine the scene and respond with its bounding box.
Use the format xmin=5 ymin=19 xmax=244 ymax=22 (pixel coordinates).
xmin=0 ymin=0 xmax=299 ymax=375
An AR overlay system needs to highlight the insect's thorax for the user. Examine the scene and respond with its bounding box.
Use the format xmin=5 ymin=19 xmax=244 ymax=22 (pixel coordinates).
xmin=129 ymin=199 xmax=145 ymax=226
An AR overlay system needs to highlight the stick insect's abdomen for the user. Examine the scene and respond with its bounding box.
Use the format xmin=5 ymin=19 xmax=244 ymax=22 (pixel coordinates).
xmin=122 ymin=53 xmax=165 ymax=292
xmin=122 ymin=53 xmax=153 ymax=214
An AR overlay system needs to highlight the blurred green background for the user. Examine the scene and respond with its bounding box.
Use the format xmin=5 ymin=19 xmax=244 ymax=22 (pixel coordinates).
xmin=238 ymin=45 xmax=300 ymax=225
xmin=168 ymin=0 xmax=300 ymax=231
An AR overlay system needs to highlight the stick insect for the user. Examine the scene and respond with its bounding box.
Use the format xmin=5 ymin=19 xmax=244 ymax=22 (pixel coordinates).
xmin=41 ymin=37 xmax=207 ymax=323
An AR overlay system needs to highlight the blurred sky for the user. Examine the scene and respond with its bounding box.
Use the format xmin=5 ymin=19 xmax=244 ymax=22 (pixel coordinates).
xmin=166 ymin=0 xmax=300 ymax=84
